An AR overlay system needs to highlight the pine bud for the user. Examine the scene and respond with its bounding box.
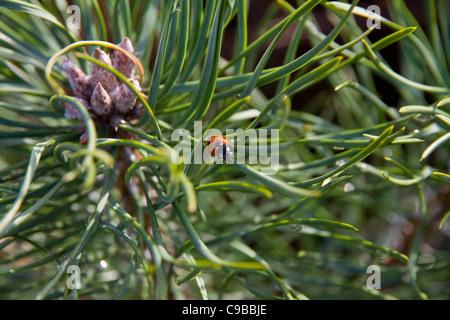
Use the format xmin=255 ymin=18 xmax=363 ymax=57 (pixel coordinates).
xmin=91 ymin=49 xmax=119 ymax=92
xmin=90 ymin=82 xmax=113 ymax=117
xmin=110 ymin=80 xmax=141 ymax=114
xmin=62 ymin=97 xmax=90 ymax=121
xmin=61 ymin=38 xmax=143 ymax=126
xmin=62 ymin=57 xmax=91 ymax=101
xmin=112 ymin=37 xmax=136 ymax=79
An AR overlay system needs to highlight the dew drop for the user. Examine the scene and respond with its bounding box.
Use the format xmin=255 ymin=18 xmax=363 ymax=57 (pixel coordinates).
xmin=289 ymin=223 xmax=302 ymax=232
xmin=322 ymin=177 xmax=332 ymax=187
xmin=344 ymin=183 xmax=355 ymax=193
xmin=99 ymin=259 xmax=108 ymax=269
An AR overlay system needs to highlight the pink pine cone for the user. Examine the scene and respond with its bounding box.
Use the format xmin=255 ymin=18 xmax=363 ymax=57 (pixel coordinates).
xmin=110 ymin=80 xmax=141 ymax=114
xmin=61 ymin=38 xmax=142 ymax=125
xmin=91 ymin=48 xmax=119 ymax=93
xmin=112 ymin=37 xmax=136 ymax=79
xmin=62 ymin=58 xmax=91 ymax=101
xmin=91 ymin=82 xmax=113 ymax=117
xmin=62 ymin=97 xmax=90 ymax=121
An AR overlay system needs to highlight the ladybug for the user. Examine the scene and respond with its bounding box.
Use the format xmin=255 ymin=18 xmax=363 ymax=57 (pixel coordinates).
xmin=206 ymin=135 xmax=232 ymax=160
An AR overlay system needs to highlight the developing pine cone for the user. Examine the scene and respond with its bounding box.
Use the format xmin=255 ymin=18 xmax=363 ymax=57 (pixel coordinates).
xmin=61 ymin=37 xmax=142 ymax=128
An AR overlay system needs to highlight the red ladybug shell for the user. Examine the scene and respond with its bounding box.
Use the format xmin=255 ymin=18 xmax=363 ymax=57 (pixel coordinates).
xmin=206 ymin=135 xmax=231 ymax=158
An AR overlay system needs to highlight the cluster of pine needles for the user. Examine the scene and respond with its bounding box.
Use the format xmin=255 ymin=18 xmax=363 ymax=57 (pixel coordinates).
xmin=0 ymin=0 xmax=448 ymax=300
